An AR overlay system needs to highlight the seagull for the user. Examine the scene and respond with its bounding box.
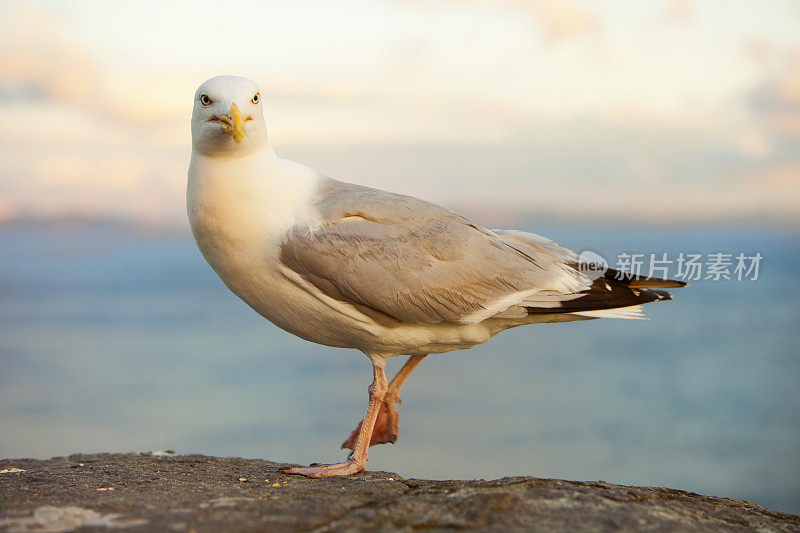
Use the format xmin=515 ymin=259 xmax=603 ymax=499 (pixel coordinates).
xmin=187 ymin=75 xmax=686 ymax=478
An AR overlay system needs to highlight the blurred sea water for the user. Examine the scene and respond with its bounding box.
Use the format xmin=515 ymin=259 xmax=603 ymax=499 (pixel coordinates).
xmin=0 ymin=222 xmax=798 ymax=514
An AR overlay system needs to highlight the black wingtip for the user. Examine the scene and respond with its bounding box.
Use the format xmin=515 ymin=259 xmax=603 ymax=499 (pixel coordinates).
xmin=649 ymin=289 xmax=673 ymax=301
xmin=605 ymin=270 xmax=688 ymax=289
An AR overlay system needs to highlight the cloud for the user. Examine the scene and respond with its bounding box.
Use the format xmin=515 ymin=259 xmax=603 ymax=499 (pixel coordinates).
xmin=0 ymin=0 xmax=797 ymax=227
xmin=741 ymin=162 xmax=800 ymax=223
xmin=743 ymin=40 xmax=775 ymax=66
xmin=510 ymin=0 xmax=598 ymax=41
xmin=399 ymin=0 xmax=598 ymax=42
xmin=753 ymin=162 xmax=800 ymax=190
xmin=736 ymin=130 xmax=773 ymax=158
xmin=658 ymin=0 xmax=692 ymax=25
xmin=749 ymin=48 xmax=800 ymax=138
xmin=0 ymin=5 xmax=188 ymax=128
xmin=0 ymin=6 xmax=102 ymax=106
xmin=734 ymin=47 xmax=800 ymax=223
xmin=0 ymin=7 xmax=188 ymax=225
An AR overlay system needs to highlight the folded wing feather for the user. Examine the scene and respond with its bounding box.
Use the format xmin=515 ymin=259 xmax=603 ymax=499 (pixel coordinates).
xmin=279 ymin=177 xmax=681 ymax=326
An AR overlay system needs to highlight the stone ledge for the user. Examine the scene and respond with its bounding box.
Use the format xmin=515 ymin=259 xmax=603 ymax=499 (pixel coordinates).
xmin=1 ymin=453 xmax=797 ymax=532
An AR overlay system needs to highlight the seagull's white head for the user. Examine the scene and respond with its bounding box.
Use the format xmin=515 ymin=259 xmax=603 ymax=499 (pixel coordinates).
xmin=191 ymin=75 xmax=268 ymax=157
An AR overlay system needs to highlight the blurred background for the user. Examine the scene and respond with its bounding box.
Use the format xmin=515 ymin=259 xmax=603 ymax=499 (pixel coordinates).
xmin=1 ymin=0 xmax=798 ymax=515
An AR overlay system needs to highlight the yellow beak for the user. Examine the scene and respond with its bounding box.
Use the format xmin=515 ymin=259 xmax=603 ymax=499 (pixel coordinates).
xmin=228 ymin=103 xmax=244 ymax=143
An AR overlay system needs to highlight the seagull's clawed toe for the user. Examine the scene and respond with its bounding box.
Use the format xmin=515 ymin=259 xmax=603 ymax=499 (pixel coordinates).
xmin=282 ymin=460 xmax=365 ymax=478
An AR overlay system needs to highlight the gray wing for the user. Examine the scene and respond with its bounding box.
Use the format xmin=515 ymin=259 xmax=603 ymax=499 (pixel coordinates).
xmin=279 ymin=178 xmax=587 ymax=325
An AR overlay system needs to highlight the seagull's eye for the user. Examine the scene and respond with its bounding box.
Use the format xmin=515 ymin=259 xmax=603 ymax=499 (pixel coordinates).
xmin=251 ymin=93 xmax=260 ymax=105
xmin=199 ymin=94 xmax=212 ymax=106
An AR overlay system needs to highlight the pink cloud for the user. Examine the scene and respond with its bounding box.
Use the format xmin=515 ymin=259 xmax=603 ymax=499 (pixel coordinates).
xmin=513 ymin=0 xmax=598 ymax=41
xmin=750 ymin=48 xmax=800 ymax=138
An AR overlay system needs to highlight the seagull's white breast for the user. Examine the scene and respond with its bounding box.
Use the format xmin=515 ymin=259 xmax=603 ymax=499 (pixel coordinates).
xmin=187 ymin=152 xmax=326 ymax=330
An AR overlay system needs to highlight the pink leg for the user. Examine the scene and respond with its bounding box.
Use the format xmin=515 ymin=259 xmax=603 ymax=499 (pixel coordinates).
xmin=342 ymin=354 xmax=427 ymax=450
xmin=282 ymin=356 xmax=388 ymax=478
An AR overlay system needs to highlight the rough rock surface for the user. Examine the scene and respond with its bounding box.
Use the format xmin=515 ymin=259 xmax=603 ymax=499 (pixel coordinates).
xmin=1 ymin=453 xmax=797 ymax=532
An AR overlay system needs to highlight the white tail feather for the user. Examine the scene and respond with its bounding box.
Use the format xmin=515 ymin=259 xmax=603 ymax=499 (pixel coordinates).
xmin=571 ymin=305 xmax=647 ymax=320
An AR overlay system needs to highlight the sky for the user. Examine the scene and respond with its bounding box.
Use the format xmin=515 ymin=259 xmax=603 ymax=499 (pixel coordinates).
xmin=0 ymin=0 xmax=799 ymax=227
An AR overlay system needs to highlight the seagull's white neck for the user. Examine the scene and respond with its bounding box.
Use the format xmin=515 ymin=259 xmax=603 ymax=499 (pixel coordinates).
xmin=187 ymin=144 xmax=321 ymax=261
xmin=189 ymin=140 xmax=279 ymax=178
